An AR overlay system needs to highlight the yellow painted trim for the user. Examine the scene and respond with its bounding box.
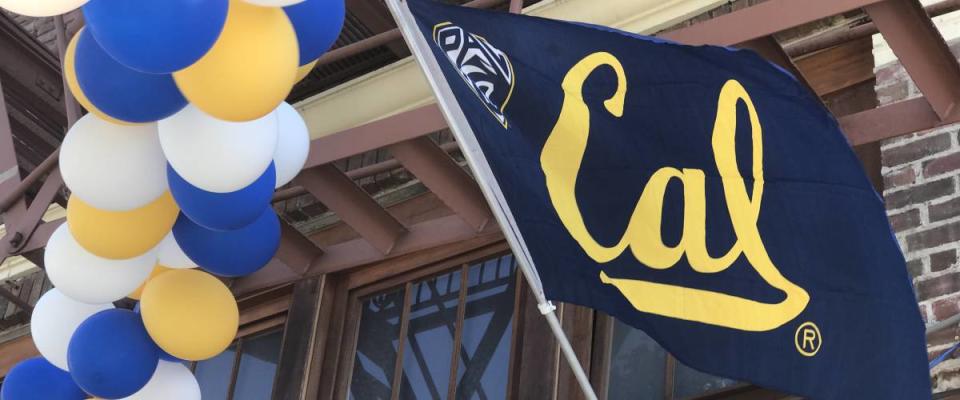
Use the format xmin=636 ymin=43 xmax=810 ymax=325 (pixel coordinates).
xmin=296 ymin=0 xmax=729 ymax=139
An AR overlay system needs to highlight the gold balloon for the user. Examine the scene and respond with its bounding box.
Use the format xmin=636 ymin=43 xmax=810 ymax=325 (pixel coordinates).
xmin=295 ymin=59 xmax=318 ymax=83
xmin=128 ymin=265 xmax=172 ymax=300
xmin=63 ymin=28 xmax=135 ymax=126
xmin=66 ymin=192 xmax=178 ymax=260
xmin=140 ymin=269 xmax=239 ymax=361
xmin=173 ymin=0 xmax=298 ymax=121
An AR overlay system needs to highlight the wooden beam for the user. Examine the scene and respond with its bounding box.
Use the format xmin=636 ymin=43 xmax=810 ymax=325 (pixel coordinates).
xmin=0 ymin=73 xmax=28 ymax=234
xmin=0 ymin=333 xmax=37 ymax=377
xmin=556 ymin=304 xmax=595 ymax=400
xmin=294 ymin=164 xmax=407 ymax=254
xmin=233 ymin=214 xmax=502 ymax=295
xmin=272 ymin=276 xmax=325 ymax=400
xmin=305 ymin=104 xmax=447 ymax=169
xmin=389 ymin=283 xmax=413 ymax=400
xmin=864 ymin=0 xmax=960 ymax=120
xmin=784 ymin=0 xmax=960 ymax=57
xmin=839 ymin=97 xmax=946 ymax=146
xmin=15 ymin=219 xmax=62 ymax=256
xmin=738 ymin=36 xmax=818 ymax=96
xmin=345 ymin=0 xmax=408 ymax=57
xmin=661 ymin=0 xmax=886 ymax=46
xmin=389 ymin=137 xmax=491 ymax=231
xmin=794 ymin=37 xmax=875 ymax=97
xmin=313 ymin=0 xmax=506 ymax=69
xmin=0 ymin=14 xmax=67 ymax=127
xmin=276 ymin=222 xmax=323 ymax=275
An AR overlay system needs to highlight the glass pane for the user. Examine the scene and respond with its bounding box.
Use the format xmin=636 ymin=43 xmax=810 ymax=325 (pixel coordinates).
xmin=456 ymin=255 xmax=517 ymax=400
xmin=673 ymin=362 xmax=738 ymax=399
xmin=350 ymin=288 xmax=406 ymax=400
xmin=233 ymin=330 xmax=283 ymax=400
xmin=397 ymin=269 xmax=463 ymax=399
xmin=194 ymin=344 xmax=236 ymax=400
xmin=606 ymin=319 xmax=666 ymax=400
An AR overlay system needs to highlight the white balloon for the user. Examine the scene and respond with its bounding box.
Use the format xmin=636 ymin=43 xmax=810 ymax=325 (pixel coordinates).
xmin=30 ymin=289 xmax=113 ymax=371
xmin=273 ymin=102 xmax=310 ymax=188
xmin=45 ymin=224 xmax=156 ymax=304
xmin=159 ymin=105 xmax=279 ymax=193
xmin=0 ymin=0 xmax=88 ymax=17
xmin=156 ymin=232 xmax=197 ymax=269
xmin=242 ymin=0 xmax=304 ymax=6
xmin=60 ymin=114 xmax=168 ymax=211
xmin=122 ymin=361 xmax=200 ymax=400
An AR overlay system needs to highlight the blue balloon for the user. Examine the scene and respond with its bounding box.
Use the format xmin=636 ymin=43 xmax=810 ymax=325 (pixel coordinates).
xmin=1 ymin=357 xmax=86 ymax=400
xmin=168 ymin=163 xmax=276 ymax=231
xmin=285 ymin=0 xmax=346 ymax=65
xmin=173 ymin=209 xmax=280 ymax=277
xmin=82 ymin=0 xmax=228 ymax=74
xmin=75 ymin=30 xmax=187 ymax=123
xmin=68 ymin=309 xmax=160 ymax=399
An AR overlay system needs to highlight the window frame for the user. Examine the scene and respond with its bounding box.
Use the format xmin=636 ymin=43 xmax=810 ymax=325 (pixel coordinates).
xmin=590 ymin=312 xmax=790 ymax=400
xmin=332 ymin=249 xmax=520 ymax=400
xmin=189 ymin=327 xmax=286 ymax=400
xmin=188 ymin=283 xmax=293 ymax=400
xmin=311 ymin=238 xmax=791 ymax=400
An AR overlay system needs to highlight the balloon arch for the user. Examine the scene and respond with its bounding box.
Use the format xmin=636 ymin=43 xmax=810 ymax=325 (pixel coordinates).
xmin=0 ymin=0 xmax=344 ymax=398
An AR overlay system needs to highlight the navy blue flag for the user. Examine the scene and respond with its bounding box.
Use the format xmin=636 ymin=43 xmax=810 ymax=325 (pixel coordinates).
xmin=403 ymin=0 xmax=930 ymax=398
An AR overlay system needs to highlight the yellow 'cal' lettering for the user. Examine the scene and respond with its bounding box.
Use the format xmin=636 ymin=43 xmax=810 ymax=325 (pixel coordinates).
xmin=540 ymin=52 xmax=809 ymax=332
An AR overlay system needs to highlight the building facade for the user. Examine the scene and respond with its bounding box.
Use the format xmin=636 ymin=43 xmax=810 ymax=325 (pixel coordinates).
xmin=0 ymin=0 xmax=959 ymax=399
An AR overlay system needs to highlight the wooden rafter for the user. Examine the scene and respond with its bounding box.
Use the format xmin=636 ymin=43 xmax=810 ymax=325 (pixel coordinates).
xmin=294 ymin=164 xmax=407 ymax=254
xmin=276 ymin=222 xmax=323 ymax=275
xmin=661 ymin=0 xmax=887 ymax=46
xmin=388 ymin=137 xmax=491 ymax=231
xmin=346 ymin=0 xmax=409 ymax=57
xmin=865 ymin=0 xmax=960 ymax=120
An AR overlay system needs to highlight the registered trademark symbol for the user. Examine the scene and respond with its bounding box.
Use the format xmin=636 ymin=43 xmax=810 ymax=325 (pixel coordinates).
xmin=795 ymin=322 xmax=821 ymax=357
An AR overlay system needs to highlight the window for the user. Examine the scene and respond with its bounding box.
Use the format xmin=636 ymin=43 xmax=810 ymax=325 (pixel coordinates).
xmin=605 ymin=318 xmax=739 ymax=400
xmin=193 ymin=329 xmax=284 ymax=399
xmin=346 ymin=254 xmax=518 ymax=400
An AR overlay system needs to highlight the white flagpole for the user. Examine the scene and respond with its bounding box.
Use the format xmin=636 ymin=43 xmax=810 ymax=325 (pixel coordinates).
xmin=383 ymin=1 xmax=600 ymax=399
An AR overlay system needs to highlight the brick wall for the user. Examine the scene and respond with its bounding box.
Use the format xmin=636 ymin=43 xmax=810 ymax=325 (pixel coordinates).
xmin=876 ymin=48 xmax=960 ymax=392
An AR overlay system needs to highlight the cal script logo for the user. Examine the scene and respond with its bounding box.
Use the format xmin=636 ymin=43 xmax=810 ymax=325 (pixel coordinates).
xmin=540 ymin=52 xmax=810 ymax=332
xmin=433 ymin=22 xmax=515 ymax=128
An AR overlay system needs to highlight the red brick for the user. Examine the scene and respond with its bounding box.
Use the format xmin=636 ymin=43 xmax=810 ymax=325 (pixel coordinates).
xmin=877 ymin=81 xmax=909 ymax=104
xmin=889 ymin=208 xmax=921 ymax=232
xmin=907 ymin=221 xmax=960 ymax=251
xmin=933 ymin=250 xmax=959 ymax=273
xmin=925 ymin=152 xmax=960 ymax=178
xmin=884 ymin=166 xmax=917 ymax=191
xmin=930 ymin=197 xmax=960 ymax=223
xmin=883 ymin=132 xmax=953 ymax=167
xmin=928 ymin=322 xmax=958 ymax=347
xmin=885 ymin=178 xmax=955 ymax=210
xmin=934 ymin=294 xmax=960 ymax=321
xmin=918 ymin=272 xmax=960 ymax=301
xmin=907 ymin=258 xmax=924 ymax=279
xmin=875 ymin=64 xmax=902 ymax=84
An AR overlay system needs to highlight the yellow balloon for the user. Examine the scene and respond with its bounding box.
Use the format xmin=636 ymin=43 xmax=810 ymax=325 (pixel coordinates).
xmin=295 ymin=59 xmax=317 ymax=83
xmin=128 ymin=265 xmax=172 ymax=300
xmin=140 ymin=269 xmax=239 ymax=361
xmin=64 ymin=28 xmax=135 ymax=126
xmin=66 ymin=192 xmax=179 ymax=260
xmin=173 ymin=0 xmax=298 ymax=121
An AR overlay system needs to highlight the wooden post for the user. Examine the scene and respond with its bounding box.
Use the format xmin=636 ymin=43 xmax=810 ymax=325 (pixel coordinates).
xmin=272 ymin=277 xmax=325 ymax=400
